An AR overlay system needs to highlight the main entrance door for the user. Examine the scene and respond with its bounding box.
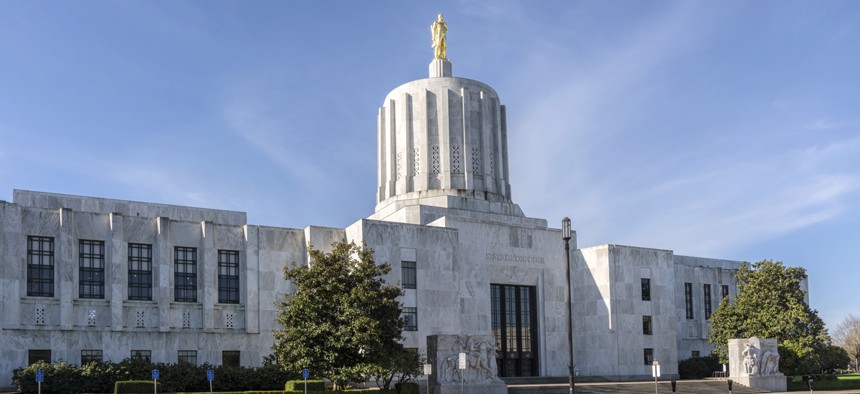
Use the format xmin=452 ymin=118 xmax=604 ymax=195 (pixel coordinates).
xmin=491 ymin=284 xmax=538 ymax=377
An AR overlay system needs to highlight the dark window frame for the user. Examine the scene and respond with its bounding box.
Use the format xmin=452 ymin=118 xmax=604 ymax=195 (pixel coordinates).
xmin=684 ymin=282 xmax=694 ymax=320
xmin=692 ymin=350 xmax=700 ymax=358
xmin=641 ymin=278 xmax=651 ymax=301
xmin=642 ymin=315 xmax=653 ymax=335
xmin=401 ymin=261 xmax=417 ymax=289
xmin=28 ymin=349 xmax=51 ymax=365
xmin=79 ymin=240 xmax=105 ymax=299
xmin=131 ymin=350 xmax=151 ymax=362
xmin=27 ymin=236 xmax=55 ymax=297
xmin=81 ymin=349 xmax=103 ymax=365
xmin=644 ymin=348 xmax=655 ymax=365
xmin=218 ymin=250 xmax=240 ymax=304
xmin=178 ymin=350 xmax=197 ymax=365
xmin=128 ymin=243 xmax=153 ymax=301
xmin=721 ymin=284 xmax=730 ymax=301
xmin=222 ymin=350 xmax=240 ymax=368
xmin=704 ymin=284 xmax=712 ymax=319
xmin=174 ymin=247 xmax=198 ymax=302
xmin=402 ymin=307 xmax=418 ymax=331
xmin=491 ymin=284 xmax=539 ymax=377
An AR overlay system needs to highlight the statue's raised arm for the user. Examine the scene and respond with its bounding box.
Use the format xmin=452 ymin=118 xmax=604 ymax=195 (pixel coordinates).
xmin=431 ymin=14 xmax=448 ymax=59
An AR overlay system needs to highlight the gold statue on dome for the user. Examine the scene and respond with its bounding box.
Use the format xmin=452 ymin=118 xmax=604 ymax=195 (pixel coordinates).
xmin=431 ymin=14 xmax=448 ymax=59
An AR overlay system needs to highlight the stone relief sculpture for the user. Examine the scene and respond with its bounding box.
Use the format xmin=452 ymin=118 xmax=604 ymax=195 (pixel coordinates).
xmin=728 ymin=337 xmax=786 ymax=392
xmin=437 ymin=335 xmax=502 ymax=384
xmin=431 ymin=14 xmax=448 ymax=59
xmin=737 ymin=337 xmax=781 ymax=376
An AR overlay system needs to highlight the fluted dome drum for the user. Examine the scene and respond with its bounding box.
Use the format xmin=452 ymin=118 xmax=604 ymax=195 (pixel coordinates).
xmin=376 ymin=60 xmax=512 ymax=212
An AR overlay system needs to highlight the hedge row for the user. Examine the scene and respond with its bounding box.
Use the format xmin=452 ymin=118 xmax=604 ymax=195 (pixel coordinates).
xmin=13 ymin=358 xmax=295 ymax=394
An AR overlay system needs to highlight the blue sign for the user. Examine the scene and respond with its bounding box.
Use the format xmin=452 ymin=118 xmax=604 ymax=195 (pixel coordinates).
xmin=152 ymin=369 xmax=160 ymax=380
xmin=302 ymin=368 xmax=309 ymax=379
xmin=207 ymin=369 xmax=214 ymax=381
xmin=36 ymin=369 xmax=44 ymax=383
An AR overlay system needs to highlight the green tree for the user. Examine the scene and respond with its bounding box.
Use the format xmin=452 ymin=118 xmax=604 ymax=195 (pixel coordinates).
xmin=709 ymin=260 xmax=826 ymax=375
xmin=833 ymin=314 xmax=860 ymax=371
xmin=272 ymin=241 xmax=404 ymax=389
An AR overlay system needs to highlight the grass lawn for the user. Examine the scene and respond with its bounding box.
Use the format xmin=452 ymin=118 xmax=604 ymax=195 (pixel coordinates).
xmin=788 ymin=373 xmax=860 ymax=391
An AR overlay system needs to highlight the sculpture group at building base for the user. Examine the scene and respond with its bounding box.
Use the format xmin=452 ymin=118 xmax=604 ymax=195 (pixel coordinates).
xmin=427 ymin=335 xmax=508 ymax=394
xmin=728 ymin=337 xmax=787 ymax=392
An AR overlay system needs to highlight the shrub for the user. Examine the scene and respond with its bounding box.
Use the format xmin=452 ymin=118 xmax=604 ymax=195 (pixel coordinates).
xmin=395 ymin=382 xmax=419 ymax=394
xmin=678 ymin=354 xmax=721 ymax=379
xmin=285 ymin=379 xmax=326 ymax=391
xmin=115 ymin=380 xmax=161 ymax=393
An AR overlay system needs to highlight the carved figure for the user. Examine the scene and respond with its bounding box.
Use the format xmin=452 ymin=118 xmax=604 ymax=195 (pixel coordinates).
xmin=440 ymin=353 xmax=461 ymax=383
xmin=431 ymin=14 xmax=448 ymax=59
xmin=760 ymin=351 xmax=780 ymax=375
xmin=743 ymin=342 xmax=759 ymax=374
xmin=468 ymin=339 xmax=494 ymax=381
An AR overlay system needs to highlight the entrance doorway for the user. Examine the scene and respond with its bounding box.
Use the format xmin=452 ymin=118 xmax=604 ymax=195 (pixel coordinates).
xmin=491 ymin=284 xmax=538 ymax=377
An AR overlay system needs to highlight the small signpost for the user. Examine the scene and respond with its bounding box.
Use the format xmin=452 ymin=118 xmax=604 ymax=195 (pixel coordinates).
xmin=36 ymin=369 xmax=44 ymax=394
xmin=152 ymin=369 xmax=159 ymax=394
xmin=302 ymin=368 xmax=310 ymax=394
xmin=207 ymin=369 xmax=214 ymax=393
xmin=458 ymin=352 xmax=466 ymax=394
xmin=651 ymin=361 xmax=661 ymax=394
xmin=423 ymin=363 xmax=432 ymax=394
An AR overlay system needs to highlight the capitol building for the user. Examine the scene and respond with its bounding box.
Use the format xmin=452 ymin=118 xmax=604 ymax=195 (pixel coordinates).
xmin=0 ymin=21 xmax=748 ymax=388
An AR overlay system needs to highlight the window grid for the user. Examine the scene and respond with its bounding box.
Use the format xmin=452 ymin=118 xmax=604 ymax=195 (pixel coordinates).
xmin=218 ymin=250 xmax=240 ymax=304
xmin=692 ymin=351 xmax=700 ymax=358
xmin=178 ymin=350 xmax=197 ymax=365
xmin=721 ymin=285 xmax=730 ymax=301
xmin=684 ymin=283 xmax=694 ymax=320
xmin=704 ymin=284 xmax=712 ymax=319
xmin=81 ymin=350 xmax=103 ymax=365
xmin=641 ymin=278 xmax=651 ymax=301
xmin=644 ymin=348 xmax=654 ymax=365
xmin=131 ymin=350 xmax=151 ymax=362
xmin=642 ymin=315 xmax=653 ymax=335
xmin=402 ymin=307 xmax=417 ymax=331
xmin=28 ymin=349 xmax=51 ymax=365
xmin=401 ymin=261 xmax=416 ymax=289
xmin=79 ymin=240 xmax=105 ymax=299
xmin=27 ymin=236 xmax=55 ymax=297
xmin=128 ymin=243 xmax=153 ymax=301
xmin=223 ymin=350 xmax=240 ymax=368
xmin=174 ymin=247 xmax=197 ymax=302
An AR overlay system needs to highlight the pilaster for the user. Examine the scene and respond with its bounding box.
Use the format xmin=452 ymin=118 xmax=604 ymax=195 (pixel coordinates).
xmin=201 ymin=221 xmax=216 ymax=331
xmin=58 ymin=208 xmax=75 ymax=330
xmin=109 ymin=212 xmax=124 ymax=331
xmin=155 ymin=217 xmax=171 ymax=331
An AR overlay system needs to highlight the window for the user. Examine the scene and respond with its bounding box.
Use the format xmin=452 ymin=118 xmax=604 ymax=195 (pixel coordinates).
xmin=27 ymin=236 xmax=55 ymax=297
xmin=218 ymin=250 xmax=240 ymax=304
xmin=721 ymin=285 xmax=729 ymax=301
xmin=178 ymin=350 xmax=197 ymax=365
xmin=174 ymin=247 xmax=197 ymax=302
xmin=401 ymin=261 xmax=417 ymax=289
xmin=692 ymin=351 xmax=700 ymax=358
xmin=223 ymin=350 xmax=240 ymax=368
xmin=644 ymin=348 xmax=654 ymax=365
xmin=81 ymin=350 xmax=103 ymax=365
xmin=29 ymin=349 xmax=51 ymax=365
xmin=491 ymin=284 xmax=539 ymax=377
xmin=642 ymin=315 xmax=652 ymax=335
xmin=704 ymin=284 xmax=712 ymax=320
xmin=684 ymin=282 xmax=694 ymax=320
xmin=641 ymin=278 xmax=651 ymax=301
xmin=79 ymin=240 xmax=105 ymax=299
xmin=402 ymin=307 xmax=417 ymax=331
xmin=131 ymin=350 xmax=151 ymax=362
xmin=128 ymin=243 xmax=153 ymax=301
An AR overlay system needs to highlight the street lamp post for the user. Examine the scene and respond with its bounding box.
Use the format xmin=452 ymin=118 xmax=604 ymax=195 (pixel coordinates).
xmin=562 ymin=217 xmax=574 ymax=394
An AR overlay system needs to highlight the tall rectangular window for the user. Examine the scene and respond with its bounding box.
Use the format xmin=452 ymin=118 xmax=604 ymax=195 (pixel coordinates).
xmin=79 ymin=240 xmax=105 ymax=299
xmin=27 ymin=236 xmax=55 ymax=297
xmin=28 ymin=349 xmax=51 ymax=365
xmin=128 ymin=243 xmax=153 ymax=301
xmin=131 ymin=350 xmax=151 ymax=362
xmin=178 ymin=350 xmax=197 ymax=365
xmin=721 ymin=285 xmax=729 ymax=301
xmin=81 ymin=350 xmax=103 ymax=365
xmin=641 ymin=278 xmax=651 ymax=301
xmin=692 ymin=351 xmax=700 ymax=358
xmin=684 ymin=282 xmax=694 ymax=320
xmin=401 ymin=261 xmax=416 ymax=289
xmin=644 ymin=348 xmax=654 ymax=365
xmin=218 ymin=250 xmax=240 ymax=304
xmin=174 ymin=247 xmax=197 ymax=302
xmin=642 ymin=315 xmax=653 ymax=335
xmin=223 ymin=350 xmax=240 ymax=368
xmin=704 ymin=284 xmax=712 ymax=319
xmin=491 ymin=284 xmax=539 ymax=377
xmin=402 ymin=307 xmax=417 ymax=331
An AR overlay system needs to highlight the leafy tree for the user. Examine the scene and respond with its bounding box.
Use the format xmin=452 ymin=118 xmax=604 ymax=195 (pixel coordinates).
xmin=833 ymin=314 xmax=860 ymax=371
xmin=273 ymin=241 xmax=404 ymax=390
xmin=369 ymin=347 xmax=423 ymax=390
xmin=709 ymin=260 xmax=826 ymax=375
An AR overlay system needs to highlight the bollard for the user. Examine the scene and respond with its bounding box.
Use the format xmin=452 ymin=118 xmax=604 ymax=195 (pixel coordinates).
xmin=671 ymin=379 xmax=676 ymax=393
xmin=727 ymin=378 xmax=733 ymax=394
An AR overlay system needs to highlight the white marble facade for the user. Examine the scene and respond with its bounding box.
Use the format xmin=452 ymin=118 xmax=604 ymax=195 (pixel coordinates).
xmin=0 ymin=57 xmax=753 ymax=388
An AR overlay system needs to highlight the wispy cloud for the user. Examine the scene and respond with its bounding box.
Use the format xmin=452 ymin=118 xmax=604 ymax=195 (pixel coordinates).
xmin=805 ymin=118 xmax=860 ymax=131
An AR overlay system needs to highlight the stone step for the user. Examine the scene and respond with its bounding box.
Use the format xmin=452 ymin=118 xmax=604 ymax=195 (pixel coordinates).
xmin=507 ymin=380 xmax=768 ymax=394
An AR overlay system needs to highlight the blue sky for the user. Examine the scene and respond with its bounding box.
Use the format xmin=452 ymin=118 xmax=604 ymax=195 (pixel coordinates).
xmin=1 ymin=1 xmax=858 ymax=331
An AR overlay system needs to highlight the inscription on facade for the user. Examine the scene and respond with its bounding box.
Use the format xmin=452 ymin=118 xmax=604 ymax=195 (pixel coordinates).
xmin=486 ymin=252 xmax=545 ymax=264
